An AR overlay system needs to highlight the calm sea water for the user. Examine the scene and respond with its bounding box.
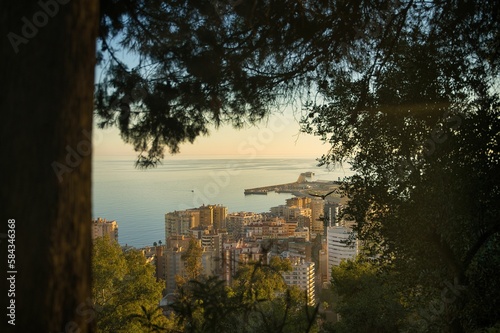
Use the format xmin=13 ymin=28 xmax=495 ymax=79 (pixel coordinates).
xmin=92 ymin=156 xmax=354 ymax=248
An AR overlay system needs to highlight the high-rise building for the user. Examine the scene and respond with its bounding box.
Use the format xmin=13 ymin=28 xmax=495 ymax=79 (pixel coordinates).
xmin=210 ymin=204 xmax=228 ymax=230
xmin=166 ymin=235 xmax=191 ymax=249
xmin=226 ymin=212 xmax=262 ymax=238
xmin=198 ymin=205 xmax=214 ymax=226
xmin=326 ymin=225 xmax=358 ymax=282
xmin=201 ymin=233 xmax=223 ymax=276
xmin=163 ymin=234 xmax=225 ymax=292
xmin=310 ymin=199 xmax=325 ymax=234
xmin=270 ymin=204 xmax=286 ymax=217
xmin=163 ymin=235 xmax=193 ymax=293
xmin=165 ymin=209 xmax=200 ymax=239
xmin=154 ymin=245 xmax=167 ymax=282
xmin=323 ymin=202 xmax=338 ymax=228
xmin=166 ymin=205 xmax=228 ymax=239
xmin=222 ymin=240 xmax=262 ymax=285
xmin=193 ymin=204 xmax=228 ymax=228
xmin=271 ymin=204 xmax=311 ymax=221
xmin=92 ymin=217 xmax=118 ymax=242
xmin=318 ymin=246 xmax=329 ymax=288
xmin=281 ymin=256 xmax=316 ymax=306
xmin=286 ymin=197 xmax=311 ymax=208
xmin=164 ymin=245 xmax=186 ymax=294
xmin=297 ymin=215 xmax=312 ymax=229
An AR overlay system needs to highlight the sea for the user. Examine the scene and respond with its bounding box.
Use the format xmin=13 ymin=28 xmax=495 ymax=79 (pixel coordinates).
xmin=92 ymin=156 xmax=355 ymax=248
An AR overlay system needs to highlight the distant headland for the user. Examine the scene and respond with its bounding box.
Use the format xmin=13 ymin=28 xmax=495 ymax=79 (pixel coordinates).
xmin=244 ymin=172 xmax=343 ymax=202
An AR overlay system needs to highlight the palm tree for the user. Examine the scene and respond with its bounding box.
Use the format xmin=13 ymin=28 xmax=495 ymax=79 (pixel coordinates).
xmin=127 ymin=305 xmax=167 ymax=332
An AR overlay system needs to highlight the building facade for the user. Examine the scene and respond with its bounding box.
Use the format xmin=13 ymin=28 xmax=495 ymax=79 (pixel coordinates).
xmin=165 ymin=209 xmax=200 ymax=239
xmin=92 ymin=217 xmax=118 ymax=242
xmin=281 ymin=256 xmax=316 ymax=306
xmin=310 ymin=199 xmax=325 ymax=234
xmin=326 ymin=225 xmax=358 ymax=282
xmin=226 ymin=212 xmax=262 ymax=238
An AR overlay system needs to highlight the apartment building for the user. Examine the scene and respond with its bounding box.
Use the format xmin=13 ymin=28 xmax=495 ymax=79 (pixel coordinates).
xmin=226 ymin=212 xmax=262 ymax=238
xmin=222 ymin=240 xmax=263 ymax=285
xmin=310 ymin=199 xmax=325 ymax=234
xmin=92 ymin=217 xmax=118 ymax=242
xmin=165 ymin=209 xmax=200 ymax=239
xmin=165 ymin=205 xmax=228 ymax=239
xmin=244 ymin=217 xmax=288 ymax=239
xmin=281 ymin=255 xmax=316 ymax=306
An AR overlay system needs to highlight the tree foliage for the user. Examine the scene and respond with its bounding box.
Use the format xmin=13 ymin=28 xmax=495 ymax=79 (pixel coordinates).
xmin=171 ymin=257 xmax=319 ymax=333
xmin=92 ymin=237 xmax=170 ymax=332
xmin=97 ymin=0 xmax=471 ymax=166
xmin=96 ymin=0 xmax=313 ymax=166
xmin=180 ymin=237 xmax=204 ymax=282
xmin=298 ymin=1 xmax=500 ymax=332
xmin=126 ymin=305 xmax=171 ymax=333
xmin=94 ymin=0 xmax=499 ymax=331
xmin=231 ymin=256 xmax=291 ymax=303
xmin=329 ymin=258 xmax=407 ymax=333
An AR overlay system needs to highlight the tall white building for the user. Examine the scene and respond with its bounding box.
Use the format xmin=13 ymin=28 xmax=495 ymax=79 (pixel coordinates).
xmin=326 ymin=225 xmax=358 ymax=282
xmin=92 ymin=217 xmax=118 ymax=242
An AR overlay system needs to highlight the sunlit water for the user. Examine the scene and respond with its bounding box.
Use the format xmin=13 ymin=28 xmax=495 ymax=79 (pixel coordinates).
xmin=92 ymin=156 xmax=354 ymax=248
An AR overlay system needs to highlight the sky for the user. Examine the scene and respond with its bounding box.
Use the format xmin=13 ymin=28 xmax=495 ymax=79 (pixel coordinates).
xmin=92 ymin=110 xmax=331 ymax=159
xmin=93 ymin=46 xmax=330 ymax=159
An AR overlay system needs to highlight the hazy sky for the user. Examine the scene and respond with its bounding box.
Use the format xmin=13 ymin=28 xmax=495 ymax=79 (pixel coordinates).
xmin=92 ymin=110 xmax=330 ymax=158
xmin=94 ymin=50 xmax=331 ymax=159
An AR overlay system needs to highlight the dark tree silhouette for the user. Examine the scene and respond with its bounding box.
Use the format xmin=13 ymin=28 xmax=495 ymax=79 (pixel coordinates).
xmin=1 ymin=1 xmax=99 ymax=332
xmin=308 ymin=189 xmax=340 ymax=200
xmin=300 ymin=1 xmax=500 ymax=331
xmin=94 ymin=0 xmax=423 ymax=167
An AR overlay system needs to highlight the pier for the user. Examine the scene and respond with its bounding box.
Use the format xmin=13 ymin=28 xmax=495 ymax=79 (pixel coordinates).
xmin=244 ymin=172 xmax=342 ymax=200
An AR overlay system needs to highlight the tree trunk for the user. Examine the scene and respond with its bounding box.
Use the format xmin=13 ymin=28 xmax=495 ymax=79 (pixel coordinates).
xmin=1 ymin=1 xmax=98 ymax=332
